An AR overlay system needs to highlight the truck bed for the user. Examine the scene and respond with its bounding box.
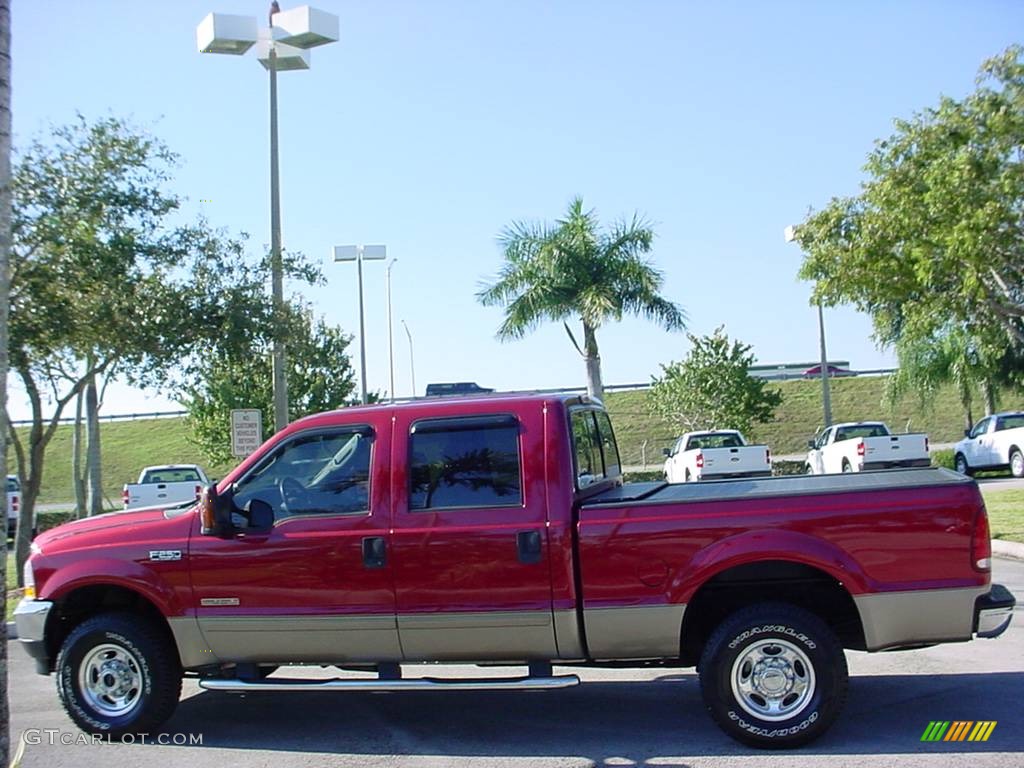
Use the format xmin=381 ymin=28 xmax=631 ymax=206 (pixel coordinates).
xmin=583 ymin=467 xmax=971 ymax=506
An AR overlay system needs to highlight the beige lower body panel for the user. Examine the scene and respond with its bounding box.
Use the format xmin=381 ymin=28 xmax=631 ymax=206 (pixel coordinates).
xmin=854 ymin=586 xmax=987 ymax=651
xmin=397 ymin=610 xmax=558 ymax=661
xmin=583 ymin=604 xmax=686 ymax=660
xmin=168 ymin=617 xmax=215 ymax=669
xmin=552 ymin=608 xmax=586 ymax=659
xmin=197 ymin=615 xmax=403 ymax=664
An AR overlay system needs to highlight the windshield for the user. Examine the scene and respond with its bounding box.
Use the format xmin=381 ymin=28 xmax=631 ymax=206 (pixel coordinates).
xmin=143 ymin=468 xmax=202 ymax=484
xmin=686 ymin=433 xmax=743 ymax=450
xmin=835 ymin=424 xmax=889 ymax=442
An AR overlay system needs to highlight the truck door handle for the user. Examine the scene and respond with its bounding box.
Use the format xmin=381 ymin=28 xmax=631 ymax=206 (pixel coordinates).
xmin=362 ymin=536 xmax=386 ymax=569
xmin=516 ymin=530 xmax=542 ymax=564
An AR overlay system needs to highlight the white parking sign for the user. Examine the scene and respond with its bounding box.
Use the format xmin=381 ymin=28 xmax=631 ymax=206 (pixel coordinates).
xmin=230 ymin=409 xmax=263 ymax=458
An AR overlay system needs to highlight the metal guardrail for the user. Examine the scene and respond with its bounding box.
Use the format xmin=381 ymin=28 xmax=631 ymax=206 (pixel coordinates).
xmin=10 ymin=410 xmax=188 ymax=426
xmin=9 ymin=369 xmax=898 ymax=425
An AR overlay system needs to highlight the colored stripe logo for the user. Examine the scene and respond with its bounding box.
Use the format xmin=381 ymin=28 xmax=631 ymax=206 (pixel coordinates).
xmin=921 ymin=721 xmax=997 ymax=742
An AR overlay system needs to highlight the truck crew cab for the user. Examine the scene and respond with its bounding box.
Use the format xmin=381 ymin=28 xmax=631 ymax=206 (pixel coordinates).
xmin=15 ymin=394 xmax=1014 ymax=749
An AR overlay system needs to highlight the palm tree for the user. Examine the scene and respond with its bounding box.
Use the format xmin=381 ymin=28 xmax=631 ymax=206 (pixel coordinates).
xmin=478 ymin=197 xmax=685 ymax=399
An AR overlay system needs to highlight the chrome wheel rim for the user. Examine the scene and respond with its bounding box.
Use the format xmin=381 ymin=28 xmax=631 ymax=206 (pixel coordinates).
xmin=731 ymin=638 xmax=816 ymax=722
xmin=1012 ymin=453 xmax=1023 ymax=476
xmin=956 ymin=456 xmax=967 ymax=474
xmin=78 ymin=643 xmax=144 ymax=718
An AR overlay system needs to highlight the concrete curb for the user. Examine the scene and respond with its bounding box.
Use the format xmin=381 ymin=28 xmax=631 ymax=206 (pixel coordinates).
xmin=6 ymin=621 xmax=15 ymax=640
xmin=993 ymin=539 xmax=1024 ymax=562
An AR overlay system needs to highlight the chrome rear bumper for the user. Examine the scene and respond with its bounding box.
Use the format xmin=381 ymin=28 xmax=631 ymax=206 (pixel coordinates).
xmin=974 ymin=584 xmax=1015 ymax=639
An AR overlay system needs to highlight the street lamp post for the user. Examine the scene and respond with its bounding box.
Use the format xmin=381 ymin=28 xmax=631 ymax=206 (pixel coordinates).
xmin=334 ymin=245 xmax=387 ymax=404
xmin=197 ymin=5 xmax=339 ymax=431
xmin=386 ymin=258 xmax=398 ymax=403
xmin=785 ymin=225 xmax=833 ymax=427
xmin=401 ymin=319 xmax=416 ymax=398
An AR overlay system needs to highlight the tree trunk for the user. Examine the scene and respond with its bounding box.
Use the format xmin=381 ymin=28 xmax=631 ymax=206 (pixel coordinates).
xmin=981 ymin=379 xmax=997 ymax=417
xmin=86 ymin=372 xmax=103 ymax=516
xmin=73 ymin=390 xmax=86 ymax=518
xmin=582 ymin=322 xmax=604 ymax=401
xmin=0 ymin=0 xmax=12 ymax=762
xmin=959 ymin=391 xmax=974 ymax=434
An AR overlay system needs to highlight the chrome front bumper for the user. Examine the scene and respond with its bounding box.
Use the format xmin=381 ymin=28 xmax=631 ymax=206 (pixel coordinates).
xmin=13 ymin=598 xmax=53 ymax=674
xmin=974 ymin=584 xmax=1015 ymax=639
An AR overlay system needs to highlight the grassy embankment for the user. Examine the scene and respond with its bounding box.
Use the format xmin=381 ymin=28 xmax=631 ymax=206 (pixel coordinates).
xmin=605 ymin=376 xmax=1024 ymax=465
xmin=6 ymin=375 xmax=1024 ymax=502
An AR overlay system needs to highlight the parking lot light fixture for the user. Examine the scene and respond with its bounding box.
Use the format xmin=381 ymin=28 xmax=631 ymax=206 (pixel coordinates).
xmin=785 ymin=224 xmax=833 ymax=428
xmin=334 ymin=245 xmax=387 ymax=405
xmin=196 ymin=5 xmax=339 ymax=432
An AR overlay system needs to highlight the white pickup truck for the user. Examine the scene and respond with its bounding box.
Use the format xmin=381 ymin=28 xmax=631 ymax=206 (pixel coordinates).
xmin=954 ymin=411 xmax=1024 ymax=477
xmin=662 ymin=429 xmax=772 ymax=482
xmin=7 ymin=474 xmax=21 ymax=538
xmin=122 ymin=464 xmax=210 ymax=510
xmin=806 ymin=421 xmax=930 ymax=474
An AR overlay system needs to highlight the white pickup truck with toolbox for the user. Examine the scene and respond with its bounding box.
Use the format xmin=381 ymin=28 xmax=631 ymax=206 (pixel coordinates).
xmin=806 ymin=422 xmax=930 ymax=474
xmin=954 ymin=411 xmax=1024 ymax=477
xmin=122 ymin=464 xmax=210 ymax=510
xmin=662 ymin=429 xmax=772 ymax=482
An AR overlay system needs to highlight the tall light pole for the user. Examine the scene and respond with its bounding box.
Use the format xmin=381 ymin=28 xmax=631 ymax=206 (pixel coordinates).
xmin=197 ymin=5 xmax=339 ymax=431
xmin=334 ymin=244 xmax=387 ymax=404
xmin=386 ymin=258 xmax=398 ymax=403
xmin=785 ymin=225 xmax=833 ymax=427
xmin=401 ymin=319 xmax=416 ymax=398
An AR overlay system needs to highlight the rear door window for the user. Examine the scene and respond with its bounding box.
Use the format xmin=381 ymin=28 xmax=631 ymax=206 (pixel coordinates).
xmin=409 ymin=415 xmax=522 ymax=510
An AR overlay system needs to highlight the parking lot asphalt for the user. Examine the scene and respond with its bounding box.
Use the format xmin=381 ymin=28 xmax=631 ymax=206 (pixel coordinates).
xmin=7 ymin=557 xmax=1024 ymax=768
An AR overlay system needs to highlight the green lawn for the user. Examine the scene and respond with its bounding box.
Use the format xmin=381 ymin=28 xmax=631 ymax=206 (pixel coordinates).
xmin=981 ymin=488 xmax=1024 ymax=544
xmin=606 ymin=378 xmax=1024 ymax=465
xmin=5 ymin=549 xmax=16 ymax=621
xmin=8 ymin=418 xmax=237 ymax=506
xmin=7 ymin=376 xmax=1024 ymax=503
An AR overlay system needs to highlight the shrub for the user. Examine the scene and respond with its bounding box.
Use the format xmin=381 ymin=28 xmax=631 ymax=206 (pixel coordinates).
xmin=37 ymin=510 xmax=77 ymax=533
xmin=773 ymin=460 xmax=807 ymax=476
xmin=931 ymin=449 xmax=955 ymax=469
xmin=624 ymin=470 xmax=665 ymax=483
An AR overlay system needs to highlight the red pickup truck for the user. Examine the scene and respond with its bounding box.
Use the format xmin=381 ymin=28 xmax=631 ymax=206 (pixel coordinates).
xmin=14 ymin=393 xmax=1015 ymax=748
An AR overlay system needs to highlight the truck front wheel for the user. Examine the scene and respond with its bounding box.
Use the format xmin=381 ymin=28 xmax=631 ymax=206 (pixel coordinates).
xmin=698 ymin=603 xmax=848 ymax=749
xmin=56 ymin=612 xmax=182 ymax=737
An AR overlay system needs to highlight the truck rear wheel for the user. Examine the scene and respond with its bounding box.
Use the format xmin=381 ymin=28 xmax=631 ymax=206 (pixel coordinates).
xmin=698 ymin=602 xmax=848 ymax=749
xmin=954 ymin=453 xmax=973 ymax=477
xmin=56 ymin=612 xmax=182 ymax=737
xmin=1010 ymin=449 xmax=1023 ymax=478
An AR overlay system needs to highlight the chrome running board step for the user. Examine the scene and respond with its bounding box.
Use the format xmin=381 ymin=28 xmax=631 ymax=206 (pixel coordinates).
xmin=200 ymin=674 xmax=580 ymax=693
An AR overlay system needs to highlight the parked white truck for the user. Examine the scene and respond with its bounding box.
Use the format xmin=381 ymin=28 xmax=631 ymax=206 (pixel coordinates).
xmin=954 ymin=411 xmax=1024 ymax=478
xmin=662 ymin=430 xmax=772 ymax=482
xmin=6 ymin=474 xmax=21 ymax=538
xmin=122 ymin=464 xmax=209 ymax=510
xmin=806 ymin=422 xmax=930 ymax=474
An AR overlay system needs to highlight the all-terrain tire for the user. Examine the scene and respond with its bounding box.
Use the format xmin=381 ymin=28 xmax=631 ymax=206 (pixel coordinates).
xmin=56 ymin=612 xmax=182 ymax=737
xmin=698 ymin=602 xmax=848 ymax=749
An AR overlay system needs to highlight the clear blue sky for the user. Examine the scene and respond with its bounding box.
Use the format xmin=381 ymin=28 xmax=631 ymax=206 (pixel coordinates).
xmin=9 ymin=1 xmax=1023 ymax=418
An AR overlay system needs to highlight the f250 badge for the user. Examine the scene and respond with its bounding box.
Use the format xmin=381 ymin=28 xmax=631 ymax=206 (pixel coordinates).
xmin=148 ymin=550 xmax=182 ymax=562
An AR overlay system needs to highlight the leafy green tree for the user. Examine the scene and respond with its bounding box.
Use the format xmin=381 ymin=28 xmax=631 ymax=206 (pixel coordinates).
xmin=649 ymin=327 xmax=782 ymax=436
xmin=184 ymin=309 xmax=357 ymax=466
xmin=6 ymin=116 xmax=290 ymax=581
xmin=477 ymin=197 xmax=685 ymax=399
xmin=792 ymin=46 xmax=1024 ymax=369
